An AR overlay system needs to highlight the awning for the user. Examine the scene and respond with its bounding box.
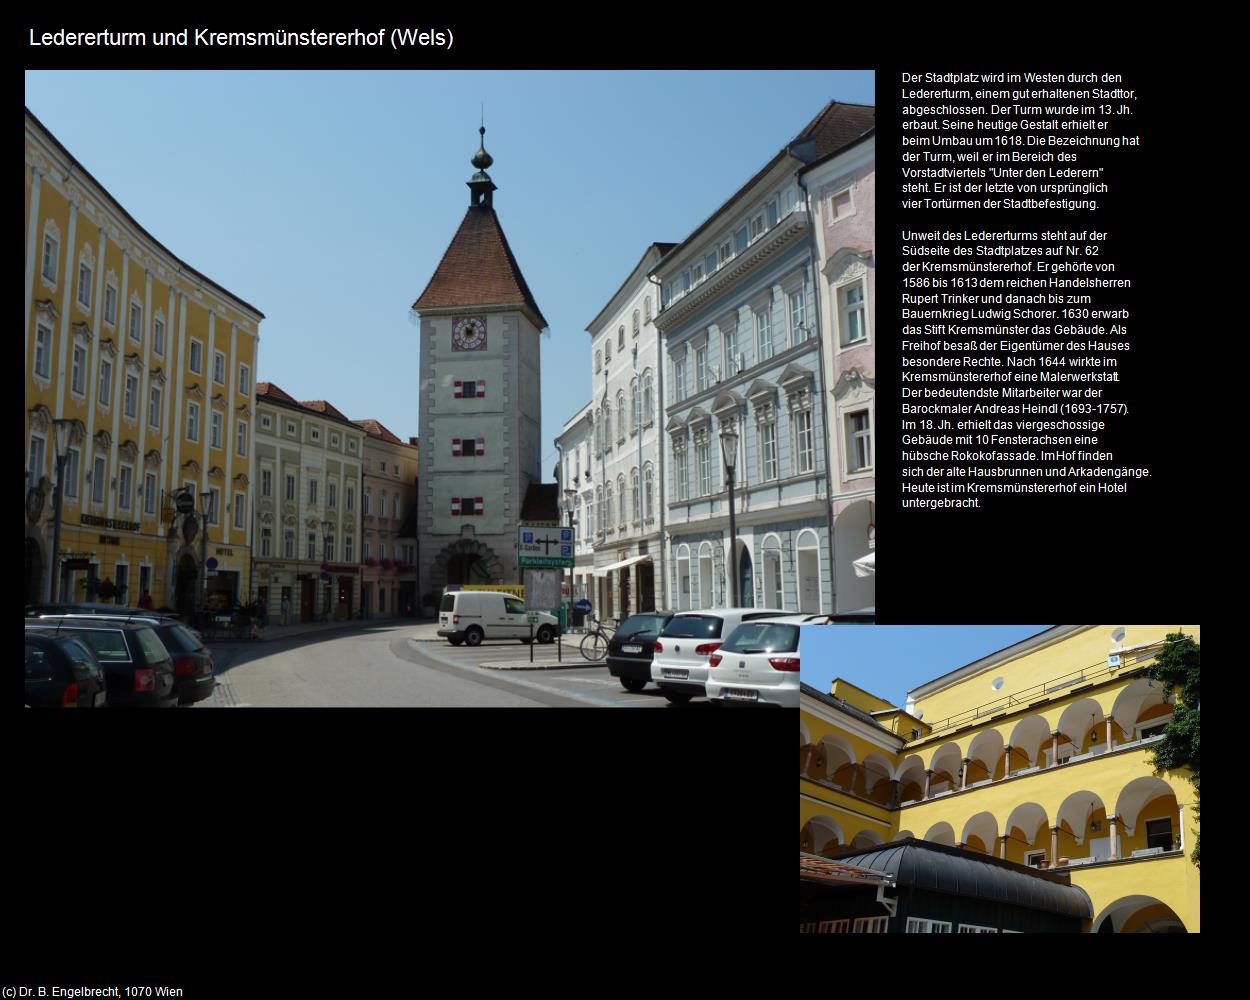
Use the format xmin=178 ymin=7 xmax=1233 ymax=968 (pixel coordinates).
xmin=800 ymin=852 xmax=895 ymax=888
xmin=853 ymin=551 xmax=875 ymax=578
xmin=592 ymin=554 xmax=651 ymax=578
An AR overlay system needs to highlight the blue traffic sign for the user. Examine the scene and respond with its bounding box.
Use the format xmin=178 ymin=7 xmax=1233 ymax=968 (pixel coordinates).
xmin=574 ymin=599 xmax=592 ymax=614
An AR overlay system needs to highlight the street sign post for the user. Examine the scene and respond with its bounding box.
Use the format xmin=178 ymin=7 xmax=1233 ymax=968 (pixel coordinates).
xmin=518 ymin=524 xmax=575 ymax=568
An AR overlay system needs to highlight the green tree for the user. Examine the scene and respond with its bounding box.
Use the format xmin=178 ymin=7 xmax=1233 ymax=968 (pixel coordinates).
xmin=1145 ymin=631 xmax=1199 ymax=868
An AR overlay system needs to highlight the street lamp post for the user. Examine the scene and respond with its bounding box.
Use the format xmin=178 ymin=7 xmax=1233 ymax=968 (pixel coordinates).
xmin=720 ymin=421 xmax=740 ymax=608
xmin=199 ymin=491 xmax=213 ymax=614
xmin=49 ymin=418 xmax=77 ymax=603
xmin=563 ymin=487 xmax=577 ymax=630
xmin=322 ymin=519 xmax=333 ymax=618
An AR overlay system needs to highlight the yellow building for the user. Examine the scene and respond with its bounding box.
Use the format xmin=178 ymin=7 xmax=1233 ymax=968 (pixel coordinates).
xmin=25 ymin=109 xmax=263 ymax=613
xmin=800 ymin=625 xmax=1200 ymax=932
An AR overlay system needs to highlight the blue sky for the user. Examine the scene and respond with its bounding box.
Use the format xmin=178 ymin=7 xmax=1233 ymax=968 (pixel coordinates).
xmin=24 ymin=70 xmax=873 ymax=470
xmin=802 ymin=626 xmax=1054 ymax=707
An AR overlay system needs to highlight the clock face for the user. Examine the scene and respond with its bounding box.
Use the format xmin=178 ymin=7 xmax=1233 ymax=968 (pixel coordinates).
xmin=452 ymin=316 xmax=487 ymax=351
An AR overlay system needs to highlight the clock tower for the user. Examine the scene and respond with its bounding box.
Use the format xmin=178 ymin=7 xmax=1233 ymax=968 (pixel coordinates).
xmin=412 ymin=126 xmax=547 ymax=596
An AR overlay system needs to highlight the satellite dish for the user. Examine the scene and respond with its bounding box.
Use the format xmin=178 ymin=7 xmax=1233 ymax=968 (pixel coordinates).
xmin=1111 ymin=627 xmax=1126 ymax=646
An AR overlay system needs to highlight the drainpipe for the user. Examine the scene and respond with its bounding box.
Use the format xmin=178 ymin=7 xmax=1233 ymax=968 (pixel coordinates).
xmin=798 ymin=171 xmax=837 ymax=614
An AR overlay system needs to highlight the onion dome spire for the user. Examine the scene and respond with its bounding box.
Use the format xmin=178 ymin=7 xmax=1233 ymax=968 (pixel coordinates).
xmin=467 ymin=120 xmax=497 ymax=208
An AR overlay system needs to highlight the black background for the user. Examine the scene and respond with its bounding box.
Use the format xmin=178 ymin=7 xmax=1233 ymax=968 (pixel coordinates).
xmin=20 ymin=18 xmax=1197 ymax=973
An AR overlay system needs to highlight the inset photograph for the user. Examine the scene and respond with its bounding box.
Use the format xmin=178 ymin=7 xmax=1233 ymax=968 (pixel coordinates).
xmin=800 ymin=624 xmax=1200 ymax=933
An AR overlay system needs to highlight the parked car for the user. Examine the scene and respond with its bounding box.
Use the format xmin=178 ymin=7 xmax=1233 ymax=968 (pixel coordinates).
xmin=25 ymin=618 xmax=178 ymax=707
xmin=437 ymin=591 xmax=559 ymax=646
xmin=605 ymin=611 xmax=676 ymax=693
xmin=26 ymin=602 xmax=155 ymax=618
xmin=24 ymin=632 xmax=109 ymax=708
xmin=49 ymin=613 xmax=215 ymax=706
xmin=704 ymin=617 xmax=804 ymax=707
xmin=650 ymin=608 xmax=786 ymax=705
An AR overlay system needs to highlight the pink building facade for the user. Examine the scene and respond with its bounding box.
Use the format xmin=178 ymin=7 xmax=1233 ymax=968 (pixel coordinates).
xmin=803 ymin=131 xmax=875 ymax=612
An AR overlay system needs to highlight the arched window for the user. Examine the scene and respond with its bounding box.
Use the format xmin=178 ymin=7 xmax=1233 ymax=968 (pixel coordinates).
xmin=631 ymin=380 xmax=640 ymax=433
xmin=643 ymin=371 xmax=654 ymax=424
xmin=644 ymin=296 xmax=652 ymax=323
xmin=595 ymin=349 xmax=602 ymax=373
xmin=616 ymin=475 xmax=626 ymax=526
xmin=643 ymin=464 xmax=654 ymax=521
xmin=795 ymin=528 xmax=822 ymax=613
xmin=630 ymin=468 xmax=639 ymax=525
xmin=616 ymin=392 xmax=626 ymax=444
xmin=618 ymin=324 xmax=625 ymax=350
xmin=632 ymin=309 xmax=640 ymax=336
xmin=698 ymin=542 xmax=714 ymax=610
xmin=762 ymin=533 xmax=784 ymax=609
xmin=605 ymin=481 xmax=614 ymax=528
xmin=676 ymin=544 xmax=691 ymax=611
xmin=603 ymin=402 xmax=612 ymax=448
xmin=595 ymin=486 xmax=603 ymax=533
xmin=605 ymin=338 xmax=612 ymax=363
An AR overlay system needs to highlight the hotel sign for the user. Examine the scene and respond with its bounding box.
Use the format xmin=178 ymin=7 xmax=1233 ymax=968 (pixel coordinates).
xmin=81 ymin=513 xmax=139 ymax=532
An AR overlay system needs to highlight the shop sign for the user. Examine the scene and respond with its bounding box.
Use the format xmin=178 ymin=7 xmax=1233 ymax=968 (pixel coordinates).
xmin=97 ymin=535 xmax=120 ymax=545
xmin=82 ymin=513 xmax=139 ymax=532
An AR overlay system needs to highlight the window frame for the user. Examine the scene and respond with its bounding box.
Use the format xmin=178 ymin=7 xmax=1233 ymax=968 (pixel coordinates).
xmin=837 ymin=277 xmax=870 ymax=348
xmin=34 ymin=322 xmax=53 ymax=380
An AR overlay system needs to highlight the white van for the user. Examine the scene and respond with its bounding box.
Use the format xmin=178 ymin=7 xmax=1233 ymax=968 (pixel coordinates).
xmin=437 ymin=591 xmax=559 ymax=647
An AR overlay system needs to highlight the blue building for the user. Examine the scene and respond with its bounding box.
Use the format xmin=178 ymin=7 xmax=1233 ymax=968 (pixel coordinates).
xmin=652 ymin=101 xmax=874 ymax=612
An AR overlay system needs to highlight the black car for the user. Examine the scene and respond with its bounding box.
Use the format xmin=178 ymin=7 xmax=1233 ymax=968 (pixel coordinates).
xmin=25 ymin=618 xmax=178 ymax=707
xmin=49 ymin=613 xmax=216 ymax=706
xmin=24 ymin=632 xmax=109 ymax=708
xmin=26 ymin=602 xmax=155 ymax=618
xmin=605 ymin=611 xmax=677 ymax=693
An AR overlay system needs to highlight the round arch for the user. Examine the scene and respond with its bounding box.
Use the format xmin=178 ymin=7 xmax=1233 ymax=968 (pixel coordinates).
xmin=960 ymin=811 xmax=999 ymax=855
xmin=1111 ymin=678 xmax=1172 ymax=742
xmin=966 ymin=728 xmax=1005 ymax=786
xmin=1055 ymin=790 xmax=1107 ymax=851
xmin=1008 ymin=714 xmax=1052 ymax=772
xmin=1093 ymin=896 xmax=1187 ymax=933
xmin=1056 ymin=697 xmax=1112 ymax=758
xmin=819 ymin=733 xmax=857 ymax=788
xmin=760 ymin=532 xmax=784 ymax=610
xmin=896 ymin=755 xmax=927 ymax=804
xmin=1115 ymin=776 xmax=1181 ymax=841
xmin=800 ymin=815 xmax=844 ymax=856
xmin=1003 ymin=802 xmax=1049 ymax=861
xmin=833 ymin=500 xmax=873 ymax=612
xmin=793 ymin=528 xmax=822 ymax=614
xmin=928 ymin=742 xmax=963 ymax=795
xmin=859 ymin=753 xmax=894 ymax=804
xmin=849 ymin=829 xmax=884 ymax=850
xmin=924 ymin=822 xmax=955 ymax=846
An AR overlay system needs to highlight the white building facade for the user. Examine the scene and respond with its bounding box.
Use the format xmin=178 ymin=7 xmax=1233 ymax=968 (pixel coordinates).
xmin=653 ymin=101 xmax=874 ymax=613
xmin=586 ymin=243 xmax=674 ymax=618
xmin=252 ymin=384 xmax=364 ymax=623
xmin=555 ymin=401 xmax=595 ymax=622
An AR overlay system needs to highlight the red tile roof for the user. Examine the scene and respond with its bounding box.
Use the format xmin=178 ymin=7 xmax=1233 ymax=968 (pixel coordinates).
xmin=412 ymin=205 xmax=548 ymax=329
xmin=799 ymin=852 xmax=895 ymax=887
xmin=793 ymin=100 xmax=875 ymax=163
xmin=256 ymin=382 xmax=298 ymax=405
xmin=299 ymin=399 xmax=351 ymax=423
xmin=353 ymin=418 xmax=407 ymax=446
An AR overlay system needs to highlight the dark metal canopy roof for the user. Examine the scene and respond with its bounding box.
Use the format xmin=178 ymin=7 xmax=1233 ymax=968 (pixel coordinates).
xmin=822 ymin=839 xmax=1093 ymax=919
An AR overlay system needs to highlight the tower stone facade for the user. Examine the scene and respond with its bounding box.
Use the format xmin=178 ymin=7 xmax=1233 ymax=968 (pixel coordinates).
xmin=412 ymin=128 xmax=547 ymax=604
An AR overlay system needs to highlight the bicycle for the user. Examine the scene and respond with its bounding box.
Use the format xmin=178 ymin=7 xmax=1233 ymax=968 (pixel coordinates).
xmin=580 ymin=616 xmax=618 ymax=661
